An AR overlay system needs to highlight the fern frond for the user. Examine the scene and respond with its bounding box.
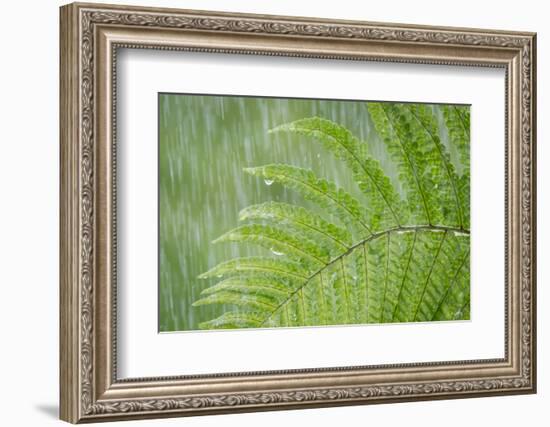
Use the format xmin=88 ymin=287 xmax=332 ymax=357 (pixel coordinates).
xmin=196 ymin=107 xmax=470 ymax=330
xmin=200 ymin=276 xmax=291 ymax=298
xmin=442 ymin=105 xmax=470 ymax=229
xmin=239 ymin=202 xmax=351 ymax=253
xmin=368 ymin=103 xmax=465 ymax=228
xmin=198 ymin=311 xmax=265 ymax=329
xmin=406 ymin=105 xmax=464 ymax=228
xmin=193 ymin=290 xmax=280 ymax=312
xmin=198 ymin=257 xmax=310 ymax=281
xmin=270 ymin=117 xmax=407 ymax=229
xmin=253 ymin=228 xmax=466 ymax=327
xmin=213 ymin=224 xmax=329 ymax=267
xmin=442 ymin=105 xmax=470 ymax=172
xmin=244 ymin=164 xmax=371 ymax=237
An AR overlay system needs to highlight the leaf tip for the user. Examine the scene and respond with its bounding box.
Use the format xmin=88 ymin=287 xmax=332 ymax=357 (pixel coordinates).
xmin=268 ymin=123 xmax=290 ymax=134
xmin=238 ymin=208 xmax=251 ymax=221
xmin=197 ymin=321 xmax=211 ymax=330
xmin=243 ymin=166 xmax=263 ymax=176
xmin=197 ymin=269 xmax=218 ymax=279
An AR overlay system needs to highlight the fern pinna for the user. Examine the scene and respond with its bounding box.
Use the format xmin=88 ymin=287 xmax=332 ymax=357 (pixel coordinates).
xmin=195 ymin=102 xmax=470 ymax=329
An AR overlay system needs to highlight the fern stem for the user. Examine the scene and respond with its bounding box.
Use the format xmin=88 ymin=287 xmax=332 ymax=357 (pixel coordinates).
xmin=259 ymin=224 xmax=466 ymax=326
xmin=380 ymin=107 xmax=433 ymax=225
xmin=243 ymin=204 xmax=349 ymax=250
xmin=408 ymin=107 xmax=464 ymax=229
xmin=339 ymin=258 xmax=351 ymax=323
xmin=391 ymin=230 xmax=417 ymax=322
xmin=458 ymin=294 xmax=470 ymax=317
xmin=292 ymin=221 xmax=349 ymax=251
xmin=412 ymin=231 xmax=448 ymax=321
xmin=430 ymin=247 xmax=470 ymax=320
xmin=216 ymin=229 xmax=327 ymax=266
xmin=453 ymin=106 xmax=470 ymax=137
xmin=266 ymin=168 xmax=373 ymax=234
xmin=379 ymin=233 xmax=391 ymax=323
xmin=362 ymin=243 xmax=369 ymax=323
xmin=299 ymin=288 xmax=307 ymax=323
xmin=284 ymin=305 xmax=290 ymax=326
xmin=319 ymin=273 xmax=328 ymax=325
xmin=322 ymin=128 xmax=403 ymax=226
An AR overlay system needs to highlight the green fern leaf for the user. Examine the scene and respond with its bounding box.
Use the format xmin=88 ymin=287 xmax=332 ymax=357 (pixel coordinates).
xmin=213 ymin=224 xmax=329 ymax=267
xmin=442 ymin=105 xmax=470 ymax=229
xmin=200 ymin=276 xmax=292 ymax=298
xmin=199 ymin=257 xmax=310 ymax=281
xmin=244 ymin=164 xmax=372 ymax=238
xmin=368 ymin=103 xmax=466 ymax=229
xmin=193 ymin=290 xmax=280 ymax=312
xmin=270 ymin=117 xmax=407 ymax=230
xmin=198 ymin=311 xmax=265 ymax=329
xmin=239 ymin=202 xmax=351 ymax=254
xmin=196 ymin=103 xmax=470 ymax=330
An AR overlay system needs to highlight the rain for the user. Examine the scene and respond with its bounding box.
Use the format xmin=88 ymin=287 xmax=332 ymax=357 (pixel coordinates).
xmin=158 ymin=93 xmax=452 ymax=332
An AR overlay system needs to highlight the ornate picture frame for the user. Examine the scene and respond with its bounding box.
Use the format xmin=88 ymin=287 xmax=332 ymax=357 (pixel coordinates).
xmin=60 ymin=2 xmax=536 ymax=423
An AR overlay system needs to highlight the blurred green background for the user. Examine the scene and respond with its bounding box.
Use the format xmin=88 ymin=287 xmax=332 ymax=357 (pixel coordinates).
xmin=159 ymin=94 xmax=436 ymax=332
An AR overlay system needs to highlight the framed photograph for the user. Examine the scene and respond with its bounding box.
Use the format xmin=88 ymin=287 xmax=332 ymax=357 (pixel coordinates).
xmin=60 ymin=2 xmax=537 ymax=423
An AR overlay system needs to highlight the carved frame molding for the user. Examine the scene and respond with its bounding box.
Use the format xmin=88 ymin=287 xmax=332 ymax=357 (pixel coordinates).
xmin=60 ymin=2 xmax=536 ymax=423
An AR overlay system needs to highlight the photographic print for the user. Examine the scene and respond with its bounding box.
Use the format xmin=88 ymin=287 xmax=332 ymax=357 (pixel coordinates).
xmin=61 ymin=5 xmax=536 ymax=420
xmin=159 ymin=94 xmax=471 ymax=332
